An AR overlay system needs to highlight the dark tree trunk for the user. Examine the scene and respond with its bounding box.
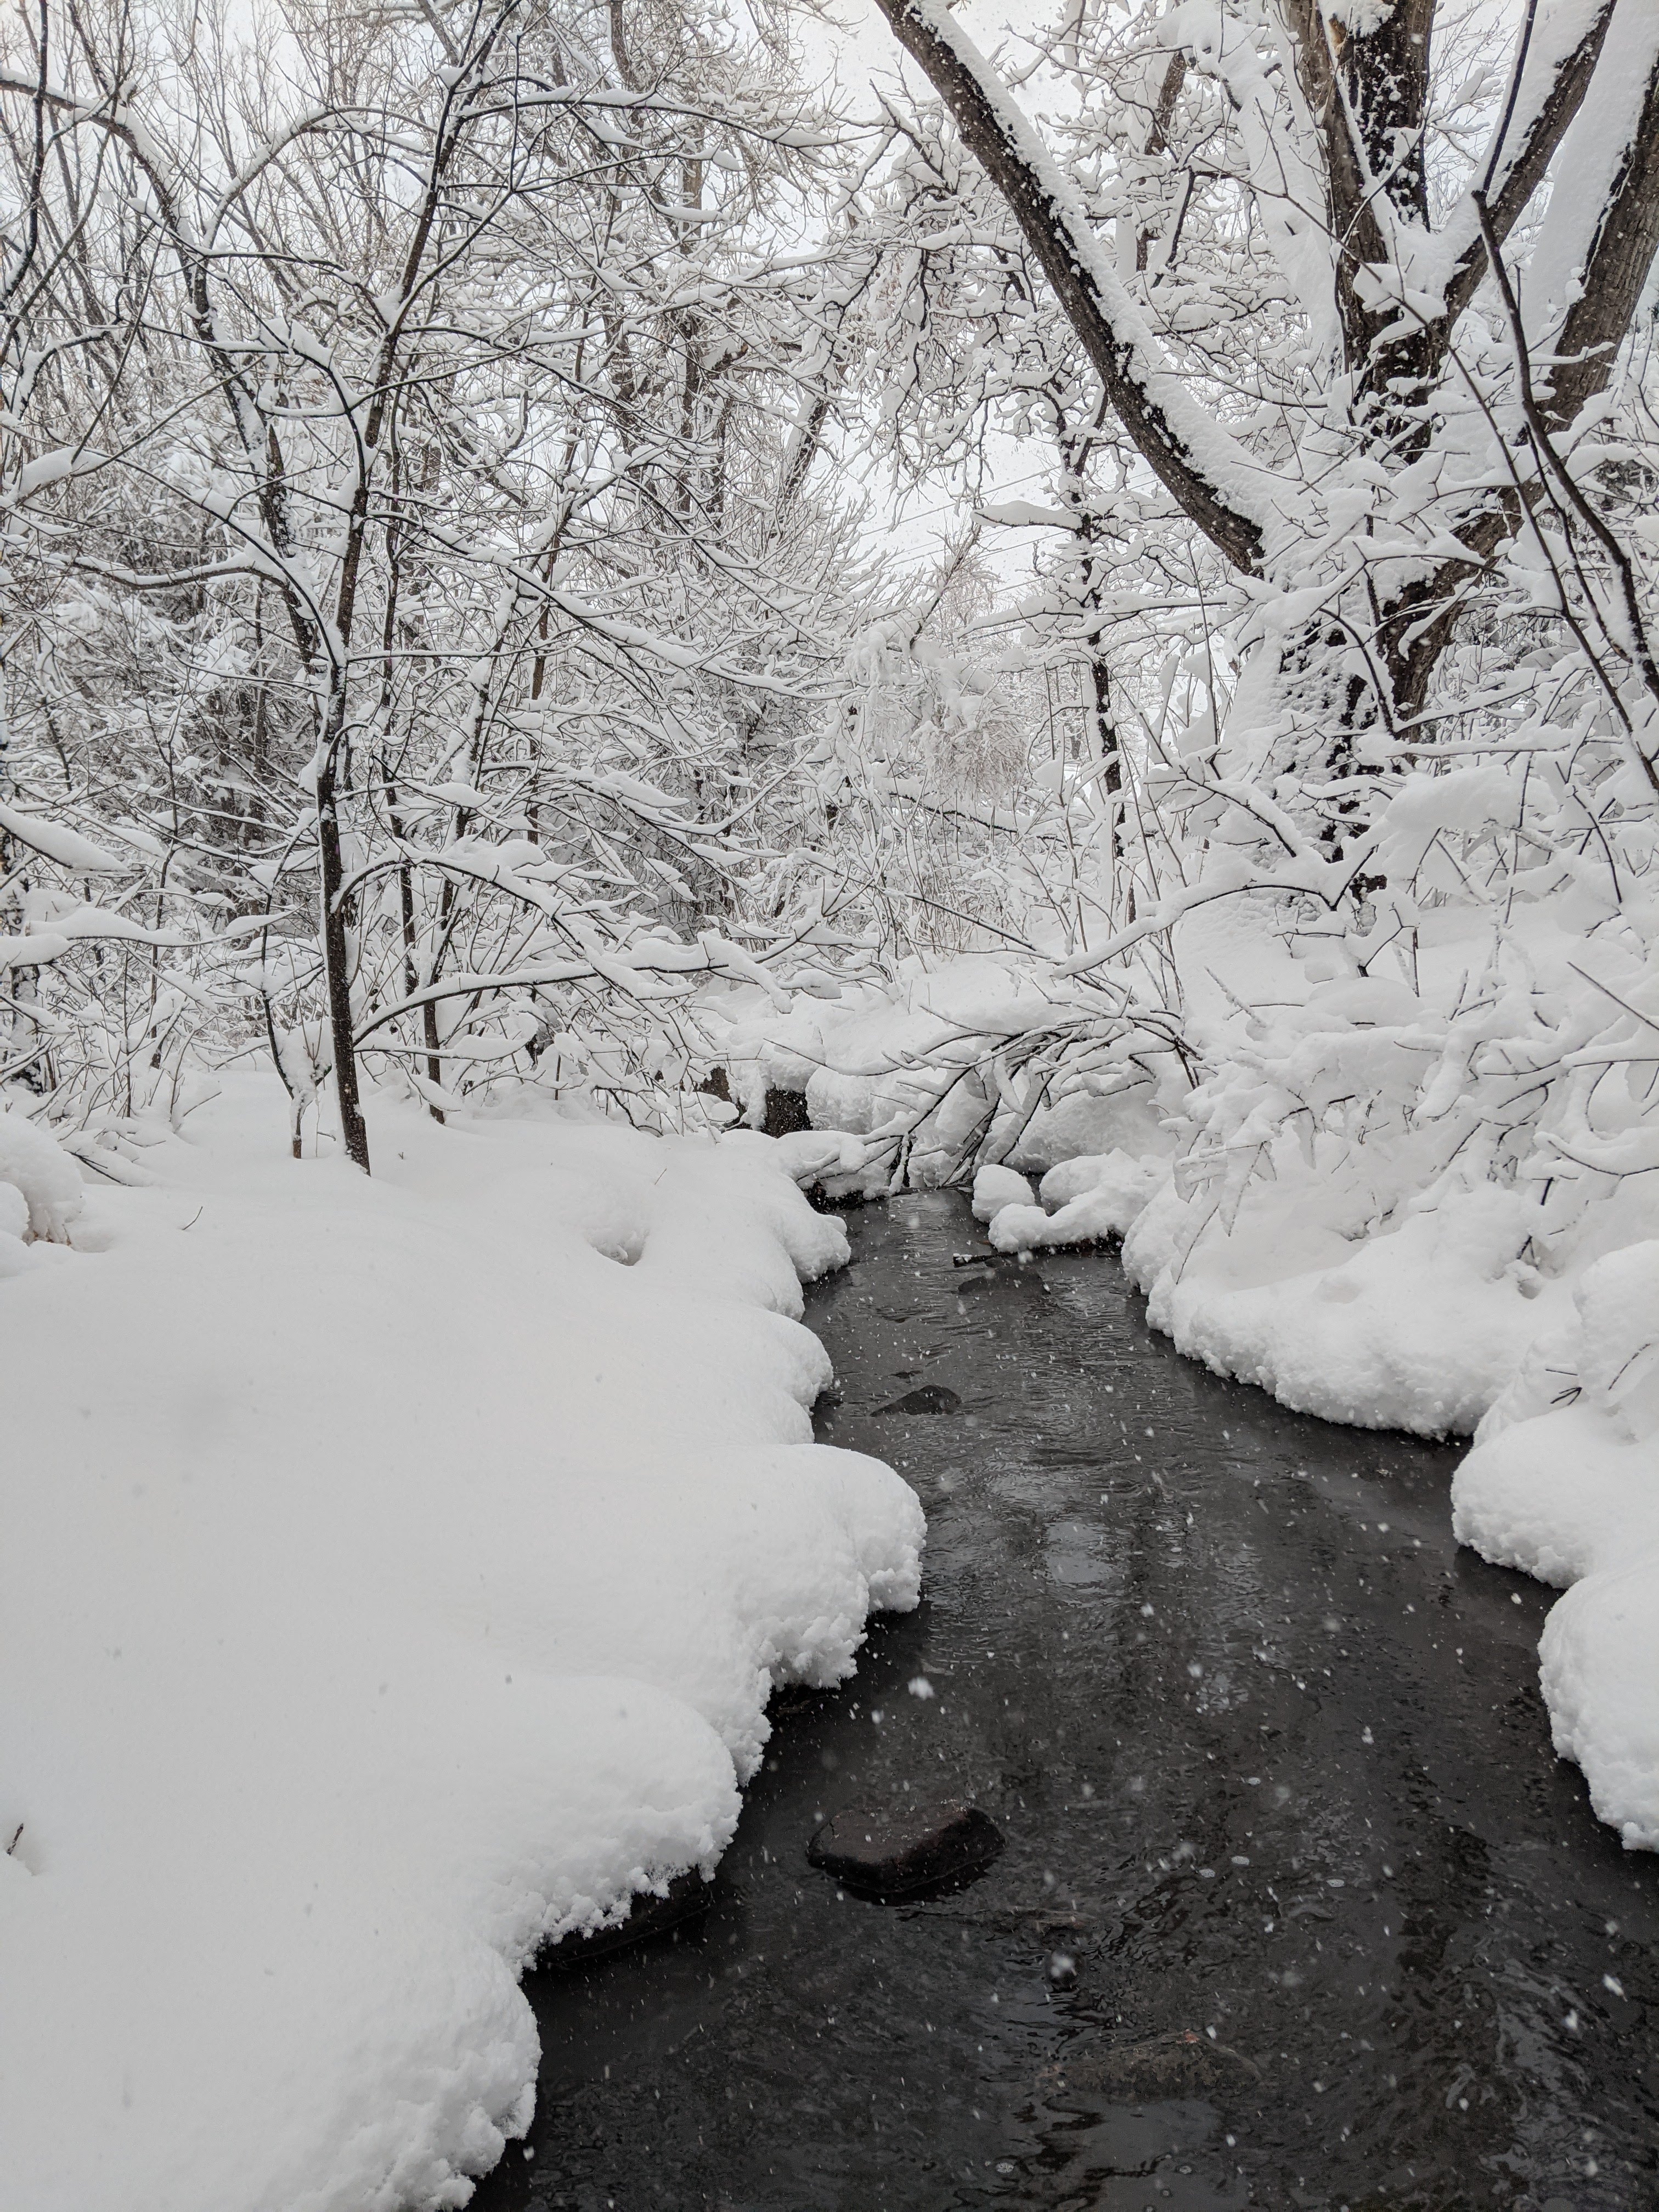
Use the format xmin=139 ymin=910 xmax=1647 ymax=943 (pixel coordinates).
xmin=313 ymin=753 xmax=371 ymax=1173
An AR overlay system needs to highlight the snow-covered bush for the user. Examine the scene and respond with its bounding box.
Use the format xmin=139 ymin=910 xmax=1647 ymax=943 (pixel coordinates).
xmin=0 ymin=0 xmax=889 ymax=1163
xmin=0 ymin=1107 xmax=82 ymax=1243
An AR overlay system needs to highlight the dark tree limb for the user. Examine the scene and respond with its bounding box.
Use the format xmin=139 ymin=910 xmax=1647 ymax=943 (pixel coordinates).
xmin=871 ymin=0 xmax=1265 ymax=574
xmin=1474 ymin=187 xmax=1659 ymax=775
xmin=1387 ymin=16 xmax=1659 ymax=717
xmin=1530 ymin=30 xmax=1659 ymax=437
xmin=1282 ymin=0 xmax=1434 ymax=392
xmin=1441 ymin=0 xmax=1616 ymax=331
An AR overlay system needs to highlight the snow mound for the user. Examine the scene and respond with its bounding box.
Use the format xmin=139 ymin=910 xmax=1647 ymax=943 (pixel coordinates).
xmin=987 ymin=1149 xmax=1162 ymax=1253
xmin=1004 ymin=1083 xmax=1173 ymax=1175
xmin=0 ymin=1079 xmax=922 ymax=2212
xmin=1123 ymin=1176 xmax=1562 ymax=1436
xmin=1452 ymin=1243 xmax=1659 ymax=1848
xmin=0 ymin=1175 xmax=27 ymax=1242
xmin=710 ymin=955 xmax=1047 ymax=1126
xmin=768 ymin=1127 xmax=891 ymax=1201
xmin=0 ymin=1104 xmax=83 ymax=1242
xmin=971 ymin=1163 xmax=1033 ymax=1221
xmin=707 ymin=956 xmax=1144 ymax=1186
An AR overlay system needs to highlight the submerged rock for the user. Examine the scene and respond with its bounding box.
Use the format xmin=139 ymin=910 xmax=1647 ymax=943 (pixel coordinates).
xmin=876 ymin=1384 xmax=962 ymax=1416
xmin=807 ymin=1800 xmax=1004 ymax=1900
xmin=546 ymin=1869 xmax=712 ymax=1969
xmin=1039 ymin=2029 xmax=1263 ymax=2104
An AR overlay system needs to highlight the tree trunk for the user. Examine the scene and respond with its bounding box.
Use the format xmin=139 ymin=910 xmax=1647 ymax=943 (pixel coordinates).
xmin=313 ymin=746 xmax=370 ymax=1173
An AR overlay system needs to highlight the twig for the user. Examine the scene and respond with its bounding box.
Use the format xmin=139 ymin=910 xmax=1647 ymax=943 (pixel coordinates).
xmin=1472 ymin=187 xmax=1659 ymax=791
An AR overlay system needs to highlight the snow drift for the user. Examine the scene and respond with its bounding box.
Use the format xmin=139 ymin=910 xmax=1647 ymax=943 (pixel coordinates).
xmin=0 ymin=1080 xmax=922 ymax=2212
xmin=1452 ymin=1242 xmax=1659 ymax=1849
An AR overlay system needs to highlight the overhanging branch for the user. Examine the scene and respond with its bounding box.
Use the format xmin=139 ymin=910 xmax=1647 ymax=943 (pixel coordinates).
xmin=871 ymin=0 xmax=1266 ymax=575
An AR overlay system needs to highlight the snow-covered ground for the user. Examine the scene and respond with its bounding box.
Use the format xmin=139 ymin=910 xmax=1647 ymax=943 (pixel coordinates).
xmin=712 ymin=919 xmax=1659 ymax=1857
xmin=0 ymin=1080 xmax=922 ymax=2212
xmin=5 ymin=905 xmax=1654 ymax=2212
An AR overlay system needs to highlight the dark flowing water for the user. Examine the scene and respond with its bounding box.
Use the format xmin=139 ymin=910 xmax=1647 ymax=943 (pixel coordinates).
xmin=477 ymin=1192 xmax=1657 ymax=2212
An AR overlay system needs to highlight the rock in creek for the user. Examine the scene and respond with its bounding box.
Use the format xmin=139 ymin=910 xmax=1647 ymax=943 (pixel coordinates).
xmin=876 ymin=1384 xmax=962 ymax=1416
xmin=1038 ymin=2029 xmax=1263 ymax=2104
xmin=546 ymin=1869 xmax=712 ymax=1969
xmin=807 ymin=1800 xmax=1003 ymax=1901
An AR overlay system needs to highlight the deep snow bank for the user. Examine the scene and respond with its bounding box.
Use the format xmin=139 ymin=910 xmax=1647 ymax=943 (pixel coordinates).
xmin=1451 ymin=1244 xmax=1659 ymax=1849
xmin=0 ymin=1079 xmax=922 ymax=2212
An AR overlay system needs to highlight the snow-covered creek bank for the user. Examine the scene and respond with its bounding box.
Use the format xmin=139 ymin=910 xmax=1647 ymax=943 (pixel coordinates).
xmin=478 ymin=1192 xmax=1657 ymax=2212
xmin=0 ymin=1085 xmax=923 ymax=2212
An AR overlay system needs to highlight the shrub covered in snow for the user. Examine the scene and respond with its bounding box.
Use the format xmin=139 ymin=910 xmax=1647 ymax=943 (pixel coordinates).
xmin=0 ymin=1107 xmax=82 ymax=1243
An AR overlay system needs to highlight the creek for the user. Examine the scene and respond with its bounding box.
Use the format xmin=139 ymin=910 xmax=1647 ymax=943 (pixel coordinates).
xmin=475 ymin=1190 xmax=1657 ymax=2212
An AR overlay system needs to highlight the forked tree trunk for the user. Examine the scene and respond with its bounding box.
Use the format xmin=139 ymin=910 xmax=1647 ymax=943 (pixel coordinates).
xmin=872 ymin=0 xmax=1659 ymax=780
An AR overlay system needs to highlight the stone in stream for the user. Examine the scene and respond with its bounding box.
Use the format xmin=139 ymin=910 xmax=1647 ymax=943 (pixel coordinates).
xmin=545 ymin=1869 xmax=712 ymax=1970
xmin=807 ymin=1799 xmax=1004 ymax=1900
xmin=875 ymin=1383 xmax=962 ymax=1416
xmin=1038 ymin=2029 xmax=1263 ymax=2104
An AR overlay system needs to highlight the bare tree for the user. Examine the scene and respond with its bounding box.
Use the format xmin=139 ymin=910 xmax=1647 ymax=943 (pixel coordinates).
xmin=0 ymin=0 xmax=876 ymax=1156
